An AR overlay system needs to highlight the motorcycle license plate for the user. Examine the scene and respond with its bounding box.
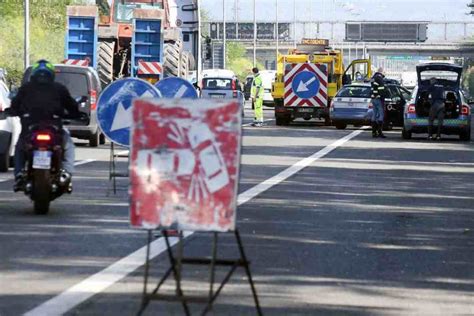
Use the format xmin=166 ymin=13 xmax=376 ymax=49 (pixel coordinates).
xmin=33 ymin=151 xmax=52 ymax=169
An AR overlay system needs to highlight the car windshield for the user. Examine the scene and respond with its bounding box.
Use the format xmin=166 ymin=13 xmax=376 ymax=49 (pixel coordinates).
xmin=114 ymin=1 xmax=162 ymax=23
xmin=336 ymin=86 xmax=371 ymax=98
xmin=55 ymin=72 xmax=88 ymax=98
xmin=203 ymin=78 xmax=233 ymax=90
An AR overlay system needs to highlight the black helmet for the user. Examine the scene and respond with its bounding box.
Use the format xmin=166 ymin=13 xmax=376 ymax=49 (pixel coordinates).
xmin=252 ymin=67 xmax=259 ymax=74
xmin=31 ymin=59 xmax=55 ymax=83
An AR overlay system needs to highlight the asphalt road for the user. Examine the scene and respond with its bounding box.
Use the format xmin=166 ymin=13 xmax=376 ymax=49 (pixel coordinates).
xmin=0 ymin=104 xmax=473 ymax=316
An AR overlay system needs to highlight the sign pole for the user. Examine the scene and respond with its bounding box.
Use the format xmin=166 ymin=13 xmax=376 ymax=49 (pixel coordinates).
xmin=223 ymin=0 xmax=226 ymax=69
xmin=276 ymin=0 xmax=279 ymax=65
xmin=24 ymin=0 xmax=30 ymax=69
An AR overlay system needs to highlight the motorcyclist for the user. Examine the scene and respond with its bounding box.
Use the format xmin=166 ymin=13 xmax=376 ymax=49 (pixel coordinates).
xmin=5 ymin=60 xmax=85 ymax=191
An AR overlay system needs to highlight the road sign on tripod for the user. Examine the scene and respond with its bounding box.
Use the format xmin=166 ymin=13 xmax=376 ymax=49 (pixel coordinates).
xmin=97 ymin=78 xmax=161 ymax=147
xmin=155 ymin=77 xmax=198 ymax=99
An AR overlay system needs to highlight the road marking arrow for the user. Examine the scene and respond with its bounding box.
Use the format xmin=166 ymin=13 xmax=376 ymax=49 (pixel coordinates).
xmin=110 ymin=102 xmax=132 ymax=132
xmin=297 ymin=75 xmax=318 ymax=93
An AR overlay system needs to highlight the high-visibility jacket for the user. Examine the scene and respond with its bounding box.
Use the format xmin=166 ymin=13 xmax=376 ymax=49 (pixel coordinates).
xmin=251 ymin=73 xmax=264 ymax=98
xmin=370 ymin=72 xmax=387 ymax=99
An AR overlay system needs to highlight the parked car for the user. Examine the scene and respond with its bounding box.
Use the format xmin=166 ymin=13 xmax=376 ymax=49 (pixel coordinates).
xmin=0 ymin=79 xmax=21 ymax=172
xmin=260 ymin=70 xmax=277 ymax=106
xmin=330 ymin=80 xmax=411 ymax=130
xmin=22 ymin=65 xmax=104 ymax=147
xmin=200 ymin=74 xmax=244 ymax=116
xmin=402 ymin=63 xmax=471 ymax=141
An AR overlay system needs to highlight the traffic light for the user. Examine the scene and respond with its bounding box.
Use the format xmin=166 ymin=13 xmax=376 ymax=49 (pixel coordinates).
xmin=205 ymin=37 xmax=212 ymax=60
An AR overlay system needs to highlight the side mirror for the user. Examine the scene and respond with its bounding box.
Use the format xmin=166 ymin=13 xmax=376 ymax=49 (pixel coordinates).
xmin=8 ymin=87 xmax=18 ymax=100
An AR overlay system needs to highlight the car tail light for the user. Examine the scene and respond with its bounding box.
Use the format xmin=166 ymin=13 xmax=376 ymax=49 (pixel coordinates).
xmin=233 ymin=90 xmax=238 ymax=98
xmin=36 ymin=133 xmax=51 ymax=142
xmin=0 ymin=101 xmax=3 ymax=112
xmin=407 ymin=104 xmax=416 ymax=114
xmin=232 ymin=80 xmax=236 ymax=90
xmin=461 ymin=104 xmax=470 ymax=115
xmin=90 ymin=89 xmax=97 ymax=110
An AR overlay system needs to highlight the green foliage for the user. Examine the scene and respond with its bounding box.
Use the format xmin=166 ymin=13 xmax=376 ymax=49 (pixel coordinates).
xmin=0 ymin=0 xmax=87 ymax=86
xmin=225 ymin=42 xmax=264 ymax=81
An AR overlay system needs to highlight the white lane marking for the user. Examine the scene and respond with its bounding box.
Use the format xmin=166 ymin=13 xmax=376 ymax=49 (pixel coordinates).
xmin=242 ymin=119 xmax=275 ymax=127
xmin=0 ymin=159 xmax=98 ymax=183
xmin=23 ymin=129 xmax=364 ymax=316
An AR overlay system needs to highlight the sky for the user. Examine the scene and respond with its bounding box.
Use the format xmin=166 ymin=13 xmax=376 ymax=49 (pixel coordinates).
xmin=201 ymin=0 xmax=473 ymax=22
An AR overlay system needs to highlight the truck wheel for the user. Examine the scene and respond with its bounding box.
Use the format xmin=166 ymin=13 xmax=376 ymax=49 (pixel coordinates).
xmin=98 ymin=40 xmax=115 ymax=88
xmin=89 ymin=130 xmax=99 ymax=147
xmin=33 ymin=170 xmax=51 ymax=215
xmin=0 ymin=136 xmax=11 ymax=172
xmin=276 ymin=117 xmax=289 ymax=126
xmin=335 ymin=123 xmax=347 ymax=130
xmin=460 ymin=128 xmax=471 ymax=141
xmin=402 ymin=128 xmax=412 ymax=140
xmin=163 ymin=40 xmax=182 ymax=78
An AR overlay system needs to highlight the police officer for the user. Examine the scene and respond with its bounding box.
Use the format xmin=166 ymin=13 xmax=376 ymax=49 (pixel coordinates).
xmin=427 ymin=77 xmax=445 ymax=140
xmin=370 ymin=67 xmax=387 ymax=138
xmin=251 ymin=67 xmax=264 ymax=127
xmin=7 ymin=60 xmax=84 ymax=191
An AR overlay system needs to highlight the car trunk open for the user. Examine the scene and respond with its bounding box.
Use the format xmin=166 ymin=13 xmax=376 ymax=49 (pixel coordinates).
xmin=415 ymin=63 xmax=463 ymax=119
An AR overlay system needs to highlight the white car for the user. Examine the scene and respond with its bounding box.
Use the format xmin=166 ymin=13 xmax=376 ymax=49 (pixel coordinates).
xmin=0 ymin=79 xmax=21 ymax=172
xmin=260 ymin=70 xmax=276 ymax=106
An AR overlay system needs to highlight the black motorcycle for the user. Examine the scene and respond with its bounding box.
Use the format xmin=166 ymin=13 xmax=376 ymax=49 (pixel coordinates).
xmin=19 ymin=120 xmax=72 ymax=214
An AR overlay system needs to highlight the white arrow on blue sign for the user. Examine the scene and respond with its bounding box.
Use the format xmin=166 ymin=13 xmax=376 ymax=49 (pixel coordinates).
xmin=97 ymin=78 xmax=162 ymax=147
xmin=292 ymin=71 xmax=320 ymax=100
xmin=155 ymin=77 xmax=198 ymax=99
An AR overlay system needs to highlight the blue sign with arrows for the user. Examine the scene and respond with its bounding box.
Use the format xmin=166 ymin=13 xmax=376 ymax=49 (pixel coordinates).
xmin=155 ymin=77 xmax=198 ymax=99
xmin=97 ymin=78 xmax=162 ymax=147
xmin=291 ymin=71 xmax=320 ymax=100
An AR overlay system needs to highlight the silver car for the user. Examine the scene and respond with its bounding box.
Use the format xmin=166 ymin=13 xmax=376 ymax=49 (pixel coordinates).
xmin=200 ymin=74 xmax=245 ymax=116
xmin=330 ymin=83 xmax=372 ymax=129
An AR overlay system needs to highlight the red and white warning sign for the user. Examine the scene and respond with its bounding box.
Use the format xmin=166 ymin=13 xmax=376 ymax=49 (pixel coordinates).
xmin=137 ymin=61 xmax=163 ymax=75
xmin=130 ymin=99 xmax=242 ymax=232
xmin=62 ymin=59 xmax=90 ymax=67
xmin=284 ymin=63 xmax=328 ymax=107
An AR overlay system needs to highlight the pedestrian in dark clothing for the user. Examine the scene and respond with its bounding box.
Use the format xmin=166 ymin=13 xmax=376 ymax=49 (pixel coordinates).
xmin=370 ymin=67 xmax=387 ymax=138
xmin=427 ymin=77 xmax=445 ymax=140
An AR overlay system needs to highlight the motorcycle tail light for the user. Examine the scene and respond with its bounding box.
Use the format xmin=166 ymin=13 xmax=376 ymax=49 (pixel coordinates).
xmin=407 ymin=104 xmax=416 ymax=114
xmin=461 ymin=104 xmax=470 ymax=115
xmin=36 ymin=133 xmax=51 ymax=142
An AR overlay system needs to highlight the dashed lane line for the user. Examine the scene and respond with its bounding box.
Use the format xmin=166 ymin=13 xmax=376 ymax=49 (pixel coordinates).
xmin=23 ymin=128 xmax=364 ymax=316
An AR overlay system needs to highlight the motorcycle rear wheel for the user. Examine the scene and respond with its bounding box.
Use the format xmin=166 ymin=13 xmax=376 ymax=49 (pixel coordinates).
xmin=32 ymin=169 xmax=51 ymax=215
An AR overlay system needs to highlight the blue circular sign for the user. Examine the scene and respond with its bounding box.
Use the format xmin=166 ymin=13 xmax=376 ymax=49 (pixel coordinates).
xmin=292 ymin=71 xmax=320 ymax=100
xmin=97 ymin=78 xmax=162 ymax=147
xmin=155 ymin=77 xmax=198 ymax=99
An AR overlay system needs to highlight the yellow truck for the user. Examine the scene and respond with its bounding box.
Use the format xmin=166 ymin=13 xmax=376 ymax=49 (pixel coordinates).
xmin=272 ymin=42 xmax=371 ymax=126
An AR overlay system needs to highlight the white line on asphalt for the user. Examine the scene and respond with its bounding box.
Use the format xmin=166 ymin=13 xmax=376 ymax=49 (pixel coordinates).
xmin=23 ymin=129 xmax=364 ymax=316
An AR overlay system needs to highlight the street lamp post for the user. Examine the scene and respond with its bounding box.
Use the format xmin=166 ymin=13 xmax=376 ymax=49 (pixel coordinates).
xmin=276 ymin=0 xmax=279 ymax=63
xmin=253 ymin=0 xmax=257 ymax=66
xmin=223 ymin=0 xmax=226 ymax=69
xmin=24 ymin=0 xmax=30 ymax=69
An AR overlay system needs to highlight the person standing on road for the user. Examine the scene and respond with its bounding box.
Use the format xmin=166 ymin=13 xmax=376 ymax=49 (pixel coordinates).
xmin=251 ymin=67 xmax=264 ymax=127
xmin=370 ymin=67 xmax=387 ymax=138
xmin=427 ymin=77 xmax=446 ymax=140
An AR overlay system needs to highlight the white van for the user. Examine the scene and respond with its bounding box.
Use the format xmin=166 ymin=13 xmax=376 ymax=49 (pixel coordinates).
xmin=259 ymin=70 xmax=276 ymax=106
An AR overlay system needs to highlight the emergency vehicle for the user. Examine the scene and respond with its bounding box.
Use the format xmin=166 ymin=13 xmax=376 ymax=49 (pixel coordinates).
xmin=272 ymin=39 xmax=371 ymax=126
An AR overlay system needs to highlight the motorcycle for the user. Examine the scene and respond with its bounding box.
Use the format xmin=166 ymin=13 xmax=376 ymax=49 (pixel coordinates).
xmin=19 ymin=118 xmax=72 ymax=214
